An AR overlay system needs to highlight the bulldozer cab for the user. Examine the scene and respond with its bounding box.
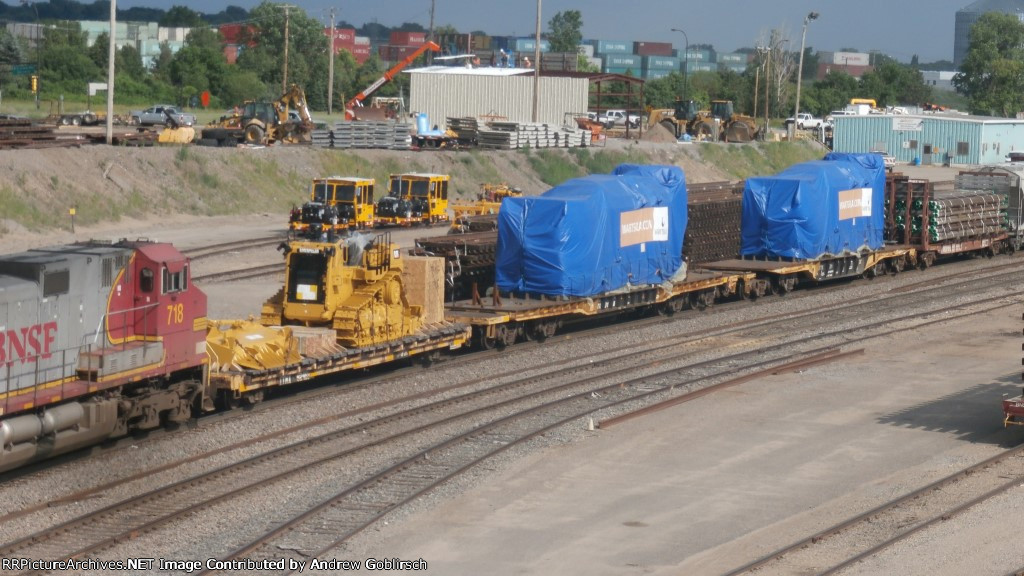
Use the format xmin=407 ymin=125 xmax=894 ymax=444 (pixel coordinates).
xmin=710 ymin=100 xmax=735 ymax=120
xmin=243 ymin=101 xmax=277 ymax=124
xmin=311 ymin=177 xmax=376 ymax=229
xmin=674 ymin=99 xmax=700 ymax=121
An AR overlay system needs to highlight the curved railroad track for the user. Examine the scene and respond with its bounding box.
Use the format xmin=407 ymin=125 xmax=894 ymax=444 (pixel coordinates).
xmin=2 ymin=257 xmax=1022 ymax=571
xmin=724 ymin=444 xmax=1024 ymax=576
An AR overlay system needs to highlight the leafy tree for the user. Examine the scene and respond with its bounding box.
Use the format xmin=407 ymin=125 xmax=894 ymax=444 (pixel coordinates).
xmin=859 ymin=60 xmax=930 ymax=107
xmin=118 ymin=44 xmax=146 ymax=81
xmin=168 ymin=27 xmax=228 ymax=102
xmin=547 ymin=10 xmax=582 ymax=53
xmin=802 ymin=70 xmax=858 ymax=115
xmin=160 ymin=6 xmax=205 ymax=27
xmin=953 ymin=12 xmax=1024 ymax=116
xmin=38 ymin=21 xmax=101 ymax=95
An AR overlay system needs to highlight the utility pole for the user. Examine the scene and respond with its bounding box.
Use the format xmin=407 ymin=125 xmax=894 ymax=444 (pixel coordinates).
xmin=428 ymin=0 xmax=435 ymax=65
xmin=791 ymin=11 xmax=819 ymax=140
xmin=531 ymin=0 xmax=540 ymax=122
xmin=328 ymin=7 xmax=335 ymax=115
xmin=281 ymin=4 xmax=295 ymax=92
xmin=105 ymin=0 xmax=115 ymax=145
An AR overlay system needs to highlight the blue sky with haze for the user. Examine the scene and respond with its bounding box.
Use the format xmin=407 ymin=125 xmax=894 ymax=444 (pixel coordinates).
xmin=116 ymin=0 xmax=974 ymax=63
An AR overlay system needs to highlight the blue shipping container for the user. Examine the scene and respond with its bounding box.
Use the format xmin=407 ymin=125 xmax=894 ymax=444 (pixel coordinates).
xmin=514 ymin=38 xmax=550 ymax=53
xmin=602 ymin=54 xmax=641 ymax=68
xmin=496 ymin=165 xmax=689 ymax=297
xmin=642 ymin=55 xmax=679 ymax=70
xmin=591 ymin=39 xmax=631 ymax=54
xmin=740 ymin=153 xmax=887 ymax=259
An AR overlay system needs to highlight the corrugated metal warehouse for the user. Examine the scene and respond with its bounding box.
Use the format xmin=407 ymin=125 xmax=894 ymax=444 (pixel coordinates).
xmin=832 ymin=114 xmax=1024 ymax=166
xmin=406 ymin=67 xmax=589 ymax=128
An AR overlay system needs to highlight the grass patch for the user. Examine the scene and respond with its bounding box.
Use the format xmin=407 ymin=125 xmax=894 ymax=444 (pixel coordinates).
xmin=522 ymin=149 xmax=585 ymax=186
xmin=696 ymin=142 xmax=823 ymax=179
xmin=0 ymin=185 xmax=49 ymax=230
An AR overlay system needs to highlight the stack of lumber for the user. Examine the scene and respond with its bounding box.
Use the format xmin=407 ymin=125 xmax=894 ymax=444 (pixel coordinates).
xmin=685 ymin=181 xmax=745 ymax=265
xmin=313 ymin=121 xmax=411 ymax=149
xmin=0 ymin=118 xmax=83 ymax=149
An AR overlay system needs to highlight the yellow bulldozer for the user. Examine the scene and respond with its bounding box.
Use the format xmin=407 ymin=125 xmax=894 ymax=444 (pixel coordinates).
xmin=260 ymin=232 xmax=423 ymax=348
xmin=648 ymin=99 xmax=760 ymax=143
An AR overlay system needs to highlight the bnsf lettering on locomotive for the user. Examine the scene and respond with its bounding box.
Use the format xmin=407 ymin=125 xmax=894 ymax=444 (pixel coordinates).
xmin=0 ymin=321 xmax=58 ymax=364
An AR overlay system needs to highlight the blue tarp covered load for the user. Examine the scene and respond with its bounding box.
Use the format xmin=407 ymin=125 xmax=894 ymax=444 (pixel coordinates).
xmin=496 ymin=164 xmax=688 ymax=297
xmin=740 ymin=152 xmax=886 ymax=260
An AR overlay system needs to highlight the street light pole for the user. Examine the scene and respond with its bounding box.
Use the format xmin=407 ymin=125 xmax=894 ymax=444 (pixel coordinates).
xmin=792 ymin=11 xmax=818 ymax=139
xmin=670 ymin=28 xmax=688 ymax=101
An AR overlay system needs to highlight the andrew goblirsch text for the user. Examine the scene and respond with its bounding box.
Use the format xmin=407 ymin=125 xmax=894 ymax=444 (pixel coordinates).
xmin=1 ymin=557 xmax=428 ymax=572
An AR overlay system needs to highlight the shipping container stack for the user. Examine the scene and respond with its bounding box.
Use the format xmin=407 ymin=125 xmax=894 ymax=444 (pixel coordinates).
xmin=377 ymin=30 xmax=427 ymax=65
xmin=322 ymin=27 xmax=371 ymax=64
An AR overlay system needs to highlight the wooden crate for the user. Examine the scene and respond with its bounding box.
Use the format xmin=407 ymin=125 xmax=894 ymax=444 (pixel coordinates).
xmin=402 ymin=255 xmax=445 ymax=324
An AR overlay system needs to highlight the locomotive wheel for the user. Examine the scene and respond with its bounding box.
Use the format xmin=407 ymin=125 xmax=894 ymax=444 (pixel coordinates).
xmin=475 ymin=328 xmax=497 ymax=350
xmin=496 ymin=323 xmax=518 ymax=348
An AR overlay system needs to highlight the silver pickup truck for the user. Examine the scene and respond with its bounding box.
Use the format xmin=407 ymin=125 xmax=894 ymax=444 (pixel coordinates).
xmin=128 ymin=105 xmax=196 ymax=127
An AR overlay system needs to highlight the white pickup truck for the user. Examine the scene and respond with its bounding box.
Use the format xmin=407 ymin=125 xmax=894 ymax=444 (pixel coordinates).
xmin=598 ymin=109 xmax=641 ymax=128
xmin=785 ymin=113 xmax=824 ymax=130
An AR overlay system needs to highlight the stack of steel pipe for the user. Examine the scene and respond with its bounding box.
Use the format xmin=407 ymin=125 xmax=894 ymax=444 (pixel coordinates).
xmin=917 ymin=190 xmax=1007 ymax=242
xmin=684 ymin=181 xmax=744 ymax=264
xmin=411 ymin=231 xmax=498 ymax=301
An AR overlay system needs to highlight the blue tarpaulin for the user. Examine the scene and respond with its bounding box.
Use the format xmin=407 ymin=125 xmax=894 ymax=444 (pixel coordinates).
xmin=740 ymin=153 xmax=886 ymax=259
xmin=496 ymin=164 xmax=688 ymax=297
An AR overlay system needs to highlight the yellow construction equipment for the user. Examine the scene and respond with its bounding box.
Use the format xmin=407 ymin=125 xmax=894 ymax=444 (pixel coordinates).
xmin=206 ymin=320 xmax=302 ymax=371
xmin=647 ymin=99 xmax=759 ymax=143
xmin=375 ymin=173 xmax=451 ymax=227
xmin=260 ymin=232 xmax=424 ymax=348
xmin=157 ymin=108 xmax=196 ymax=144
xmin=290 ymin=176 xmax=376 ymax=237
xmin=450 ymin=183 xmax=522 ymax=221
xmin=202 ymin=84 xmax=313 ymax=146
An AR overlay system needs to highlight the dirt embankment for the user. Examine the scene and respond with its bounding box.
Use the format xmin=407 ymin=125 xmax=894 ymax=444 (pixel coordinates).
xmin=0 ymin=138 xmax=826 ymax=252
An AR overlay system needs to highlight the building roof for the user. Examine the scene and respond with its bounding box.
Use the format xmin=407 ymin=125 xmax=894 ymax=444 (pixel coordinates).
xmin=837 ymin=112 xmax=1024 ymax=123
xmin=406 ymin=66 xmax=533 ymax=76
xmin=960 ymin=0 xmax=1024 ymax=13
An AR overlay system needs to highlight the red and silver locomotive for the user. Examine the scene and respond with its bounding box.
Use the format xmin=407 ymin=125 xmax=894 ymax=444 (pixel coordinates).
xmin=0 ymin=240 xmax=207 ymax=471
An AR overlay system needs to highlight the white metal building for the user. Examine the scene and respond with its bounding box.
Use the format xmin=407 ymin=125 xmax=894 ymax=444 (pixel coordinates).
xmin=406 ymin=66 xmax=590 ymax=128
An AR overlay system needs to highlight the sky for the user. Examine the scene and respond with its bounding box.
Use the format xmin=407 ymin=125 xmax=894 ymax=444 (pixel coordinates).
xmin=114 ymin=0 xmax=976 ymax=63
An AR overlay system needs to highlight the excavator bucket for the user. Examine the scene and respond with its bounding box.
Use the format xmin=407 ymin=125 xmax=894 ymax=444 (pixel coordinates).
xmin=158 ymin=126 xmax=196 ymax=145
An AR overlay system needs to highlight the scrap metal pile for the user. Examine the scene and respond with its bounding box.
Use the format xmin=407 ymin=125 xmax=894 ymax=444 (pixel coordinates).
xmin=411 ymin=231 xmax=497 ymax=301
xmin=0 ymin=117 xmax=83 ymax=149
xmin=683 ymin=181 xmax=744 ymax=264
xmin=889 ymin=177 xmax=1008 ymax=243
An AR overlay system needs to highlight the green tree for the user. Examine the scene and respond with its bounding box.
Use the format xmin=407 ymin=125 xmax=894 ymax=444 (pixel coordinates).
xmin=168 ymin=27 xmax=228 ymax=103
xmin=118 ymin=44 xmax=146 ymax=81
xmin=547 ymin=10 xmax=582 ymax=53
xmin=802 ymin=70 xmax=858 ymax=116
xmin=953 ymin=12 xmax=1024 ymax=116
xmin=160 ymin=5 xmax=206 ymax=27
xmin=858 ymin=60 xmax=930 ymax=107
xmin=38 ymin=21 xmax=101 ymax=95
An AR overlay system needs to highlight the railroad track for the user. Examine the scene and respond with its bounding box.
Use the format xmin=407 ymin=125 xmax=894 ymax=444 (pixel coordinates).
xmin=3 ymin=258 xmax=1022 ymax=569
xmin=192 ymin=262 xmax=284 ymax=283
xmin=724 ymin=444 xmax=1024 ymax=575
xmin=202 ymin=292 xmax=1024 ymax=573
xmin=183 ymin=235 xmax=285 ymax=260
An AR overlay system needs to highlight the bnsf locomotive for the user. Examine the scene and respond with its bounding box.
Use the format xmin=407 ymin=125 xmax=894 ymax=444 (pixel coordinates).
xmin=0 ymin=240 xmax=207 ymax=472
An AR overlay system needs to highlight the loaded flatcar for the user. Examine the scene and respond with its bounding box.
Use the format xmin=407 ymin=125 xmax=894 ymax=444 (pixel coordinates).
xmin=444 ymin=164 xmax=756 ymax=348
xmin=696 ymin=153 xmax=917 ymax=291
xmin=0 ymin=240 xmax=207 ymax=472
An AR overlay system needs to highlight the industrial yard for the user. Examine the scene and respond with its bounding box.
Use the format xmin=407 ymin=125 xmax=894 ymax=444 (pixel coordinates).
xmin=0 ymin=135 xmax=1020 ymax=574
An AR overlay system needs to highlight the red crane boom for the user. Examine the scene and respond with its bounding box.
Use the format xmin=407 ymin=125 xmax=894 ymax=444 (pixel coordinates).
xmin=345 ymin=41 xmax=441 ymax=120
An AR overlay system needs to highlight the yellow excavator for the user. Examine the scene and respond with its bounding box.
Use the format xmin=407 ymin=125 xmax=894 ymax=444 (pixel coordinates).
xmin=201 ymin=84 xmax=314 ymax=146
xmin=648 ymin=99 xmax=760 ymax=143
xmin=260 ymin=232 xmax=423 ymax=348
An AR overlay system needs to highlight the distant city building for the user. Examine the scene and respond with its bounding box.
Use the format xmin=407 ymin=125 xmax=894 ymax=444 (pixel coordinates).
xmin=922 ymin=70 xmax=958 ymax=91
xmin=954 ymin=0 xmax=1024 ymax=66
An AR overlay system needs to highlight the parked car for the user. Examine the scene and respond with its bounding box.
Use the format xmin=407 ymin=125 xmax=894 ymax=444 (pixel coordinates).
xmin=128 ymin=105 xmax=196 ymax=127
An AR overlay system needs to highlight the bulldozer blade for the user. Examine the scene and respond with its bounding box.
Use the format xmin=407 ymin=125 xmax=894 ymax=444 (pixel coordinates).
xmin=158 ymin=126 xmax=196 ymax=144
xmin=726 ymin=121 xmax=754 ymax=143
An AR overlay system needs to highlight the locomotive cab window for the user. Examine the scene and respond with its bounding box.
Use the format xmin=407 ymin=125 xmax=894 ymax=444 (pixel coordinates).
xmin=440 ymin=180 xmax=448 ymax=200
xmin=140 ymin=267 xmax=155 ymax=293
xmin=162 ymin=265 xmax=188 ymax=294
